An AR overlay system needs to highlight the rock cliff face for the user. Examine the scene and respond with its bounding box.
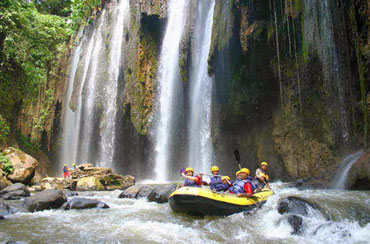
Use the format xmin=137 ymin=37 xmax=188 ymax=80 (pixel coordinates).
xmin=3 ymin=0 xmax=370 ymax=186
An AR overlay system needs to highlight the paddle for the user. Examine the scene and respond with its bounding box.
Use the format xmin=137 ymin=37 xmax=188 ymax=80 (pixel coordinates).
xmin=234 ymin=149 xmax=242 ymax=170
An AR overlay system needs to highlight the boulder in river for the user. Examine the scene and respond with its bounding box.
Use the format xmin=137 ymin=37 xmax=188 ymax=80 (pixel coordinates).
xmin=40 ymin=177 xmax=72 ymax=190
xmin=119 ymin=184 xmax=154 ymax=199
xmin=0 ymin=201 xmax=17 ymax=218
xmin=118 ymin=184 xmax=142 ymax=198
xmin=0 ymin=183 xmax=30 ymax=200
xmin=288 ymin=215 xmax=303 ymax=235
xmin=147 ymin=184 xmax=177 ymax=203
xmin=63 ymin=190 xmax=79 ymax=197
xmin=24 ymin=189 xmax=67 ymax=212
xmin=0 ymin=169 xmax=12 ymax=191
xmin=71 ymin=164 xmax=135 ymax=190
xmin=278 ymin=196 xmax=321 ymax=216
xmin=347 ymin=152 xmax=370 ymax=190
xmin=76 ymin=176 xmax=104 ymax=191
xmin=63 ymin=198 xmax=109 ymax=210
xmin=2 ymin=147 xmax=39 ymax=184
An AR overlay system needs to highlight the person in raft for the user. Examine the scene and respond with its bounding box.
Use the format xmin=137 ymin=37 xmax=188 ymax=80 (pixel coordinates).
xmin=63 ymin=164 xmax=71 ymax=179
xmin=255 ymin=162 xmax=270 ymax=189
xmin=182 ymin=167 xmax=202 ymax=187
xmin=228 ymin=168 xmax=257 ymax=197
xmin=210 ymin=166 xmax=225 ymax=192
xmin=221 ymin=176 xmax=233 ymax=191
xmin=72 ymin=163 xmax=77 ymax=170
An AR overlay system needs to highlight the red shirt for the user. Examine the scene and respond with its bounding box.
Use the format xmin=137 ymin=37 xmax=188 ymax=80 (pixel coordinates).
xmin=245 ymin=182 xmax=253 ymax=194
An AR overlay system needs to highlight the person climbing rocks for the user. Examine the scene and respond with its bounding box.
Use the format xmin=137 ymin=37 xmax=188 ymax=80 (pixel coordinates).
xmin=72 ymin=163 xmax=77 ymax=170
xmin=229 ymin=168 xmax=257 ymax=197
xmin=221 ymin=176 xmax=233 ymax=191
xmin=255 ymin=162 xmax=270 ymax=189
xmin=63 ymin=164 xmax=71 ymax=179
xmin=210 ymin=166 xmax=225 ymax=192
xmin=182 ymin=167 xmax=202 ymax=187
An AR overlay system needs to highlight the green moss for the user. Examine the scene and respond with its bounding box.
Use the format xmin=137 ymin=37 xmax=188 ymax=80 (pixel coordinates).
xmin=0 ymin=153 xmax=14 ymax=176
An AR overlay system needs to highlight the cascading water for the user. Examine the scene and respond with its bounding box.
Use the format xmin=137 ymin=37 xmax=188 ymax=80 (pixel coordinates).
xmin=60 ymin=38 xmax=83 ymax=167
xmin=60 ymin=0 xmax=130 ymax=170
xmin=98 ymin=0 xmax=130 ymax=167
xmin=331 ymin=151 xmax=364 ymax=190
xmin=187 ymin=0 xmax=216 ymax=174
xmin=154 ymin=0 xmax=189 ymax=181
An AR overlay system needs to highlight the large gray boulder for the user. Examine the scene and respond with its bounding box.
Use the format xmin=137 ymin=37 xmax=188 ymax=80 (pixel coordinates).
xmin=63 ymin=198 xmax=109 ymax=210
xmin=0 ymin=183 xmax=30 ymax=200
xmin=2 ymin=147 xmax=39 ymax=184
xmin=147 ymin=184 xmax=177 ymax=203
xmin=278 ymin=196 xmax=321 ymax=216
xmin=118 ymin=184 xmax=142 ymax=198
xmin=24 ymin=189 xmax=67 ymax=212
xmin=0 ymin=168 xmax=12 ymax=191
xmin=288 ymin=215 xmax=303 ymax=235
xmin=0 ymin=201 xmax=18 ymax=219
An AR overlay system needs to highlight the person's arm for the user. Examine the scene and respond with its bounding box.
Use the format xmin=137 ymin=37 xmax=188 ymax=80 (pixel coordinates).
xmin=237 ymin=183 xmax=253 ymax=197
xmin=181 ymin=173 xmax=199 ymax=182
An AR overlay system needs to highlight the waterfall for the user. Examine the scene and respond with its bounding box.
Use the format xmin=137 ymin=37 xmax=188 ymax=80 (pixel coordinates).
xmin=60 ymin=0 xmax=130 ymax=170
xmin=154 ymin=0 xmax=188 ymax=181
xmin=332 ymin=151 xmax=364 ymax=189
xmin=99 ymin=0 xmax=130 ymax=167
xmin=187 ymin=0 xmax=215 ymax=174
xmin=60 ymin=38 xmax=83 ymax=167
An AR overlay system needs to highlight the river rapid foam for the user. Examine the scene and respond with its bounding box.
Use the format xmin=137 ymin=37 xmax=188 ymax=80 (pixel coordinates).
xmin=0 ymin=183 xmax=369 ymax=244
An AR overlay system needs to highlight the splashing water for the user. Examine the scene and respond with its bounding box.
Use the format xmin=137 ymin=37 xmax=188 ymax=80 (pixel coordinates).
xmin=1 ymin=184 xmax=369 ymax=243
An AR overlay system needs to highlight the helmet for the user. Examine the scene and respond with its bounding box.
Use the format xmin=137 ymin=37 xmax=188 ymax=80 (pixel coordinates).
xmin=240 ymin=168 xmax=250 ymax=175
xmin=185 ymin=167 xmax=194 ymax=173
xmin=261 ymin=162 xmax=269 ymax=166
xmin=72 ymin=163 xmax=76 ymax=166
xmin=64 ymin=164 xmax=67 ymax=166
xmin=222 ymin=176 xmax=231 ymax=181
xmin=211 ymin=166 xmax=219 ymax=172
xmin=235 ymin=170 xmax=241 ymax=177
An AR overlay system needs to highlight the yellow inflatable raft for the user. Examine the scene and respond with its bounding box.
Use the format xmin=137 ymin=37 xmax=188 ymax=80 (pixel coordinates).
xmin=169 ymin=187 xmax=274 ymax=216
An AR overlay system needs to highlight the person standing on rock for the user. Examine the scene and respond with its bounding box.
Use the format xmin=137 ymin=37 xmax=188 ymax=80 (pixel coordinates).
xmin=63 ymin=164 xmax=71 ymax=180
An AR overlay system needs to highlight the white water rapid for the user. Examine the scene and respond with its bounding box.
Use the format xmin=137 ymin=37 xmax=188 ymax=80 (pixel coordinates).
xmin=1 ymin=183 xmax=370 ymax=243
xmin=187 ymin=0 xmax=216 ymax=174
xmin=154 ymin=0 xmax=189 ymax=181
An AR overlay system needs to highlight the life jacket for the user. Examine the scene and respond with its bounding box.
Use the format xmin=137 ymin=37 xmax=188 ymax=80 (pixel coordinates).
xmin=257 ymin=168 xmax=269 ymax=181
xmin=210 ymin=175 xmax=225 ymax=191
xmin=229 ymin=177 xmax=257 ymax=194
xmin=63 ymin=167 xmax=68 ymax=173
xmin=184 ymin=177 xmax=200 ymax=187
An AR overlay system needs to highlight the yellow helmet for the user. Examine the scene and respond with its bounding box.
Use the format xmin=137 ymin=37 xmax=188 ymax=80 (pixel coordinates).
xmin=222 ymin=176 xmax=230 ymax=181
xmin=211 ymin=166 xmax=219 ymax=172
xmin=64 ymin=164 xmax=67 ymax=166
xmin=235 ymin=170 xmax=241 ymax=177
xmin=72 ymin=163 xmax=76 ymax=166
xmin=261 ymin=162 xmax=269 ymax=166
xmin=185 ymin=167 xmax=194 ymax=173
xmin=240 ymin=168 xmax=250 ymax=175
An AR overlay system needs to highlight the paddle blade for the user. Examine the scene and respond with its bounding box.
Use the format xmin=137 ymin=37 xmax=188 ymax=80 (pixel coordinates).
xmin=234 ymin=149 xmax=240 ymax=162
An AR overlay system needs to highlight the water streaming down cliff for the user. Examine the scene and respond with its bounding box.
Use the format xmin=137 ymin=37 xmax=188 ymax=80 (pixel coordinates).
xmin=331 ymin=151 xmax=364 ymax=189
xmin=187 ymin=0 xmax=216 ymax=174
xmin=60 ymin=0 xmax=130 ymax=170
xmin=154 ymin=0 xmax=189 ymax=181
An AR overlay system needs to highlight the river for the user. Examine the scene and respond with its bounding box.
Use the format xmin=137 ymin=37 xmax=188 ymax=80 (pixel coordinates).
xmin=1 ymin=183 xmax=369 ymax=244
